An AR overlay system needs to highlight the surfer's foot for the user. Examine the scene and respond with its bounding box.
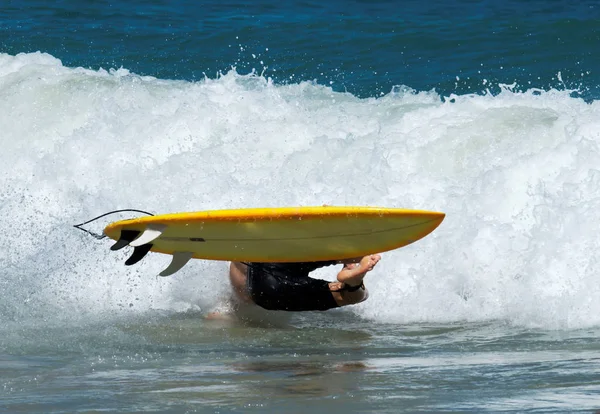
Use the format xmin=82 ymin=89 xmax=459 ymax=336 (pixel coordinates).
xmin=336 ymin=254 xmax=381 ymax=287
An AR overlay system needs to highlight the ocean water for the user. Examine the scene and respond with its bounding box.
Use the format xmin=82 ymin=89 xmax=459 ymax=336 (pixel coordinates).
xmin=2 ymin=0 xmax=600 ymax=412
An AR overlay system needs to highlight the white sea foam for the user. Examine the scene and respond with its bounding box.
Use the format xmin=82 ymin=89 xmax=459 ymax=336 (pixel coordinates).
xmin=1 ymin=52 xmax=600 ymax=329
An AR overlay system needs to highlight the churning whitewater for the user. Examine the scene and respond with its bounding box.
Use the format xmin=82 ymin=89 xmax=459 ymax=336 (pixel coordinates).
xmin=2 ymin=52 xmax=600 ymax=330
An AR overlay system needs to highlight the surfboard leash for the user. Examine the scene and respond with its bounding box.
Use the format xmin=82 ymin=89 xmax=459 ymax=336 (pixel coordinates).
xmin=73 ymin=209 xmax=154 ymax=240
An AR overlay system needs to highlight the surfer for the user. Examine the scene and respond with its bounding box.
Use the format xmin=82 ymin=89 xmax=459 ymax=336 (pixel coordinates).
xmin=228 ymin=254 xmax=381 ymax=311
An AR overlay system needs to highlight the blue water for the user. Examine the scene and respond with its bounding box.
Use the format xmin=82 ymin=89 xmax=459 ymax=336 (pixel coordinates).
xmin=2 ymin=1 xmax=600 ymax=412
xmin=3 ymin=0 xmax=600 ymax=98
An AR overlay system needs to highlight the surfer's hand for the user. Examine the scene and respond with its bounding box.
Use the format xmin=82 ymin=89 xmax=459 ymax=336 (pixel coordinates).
xmin=337 ymin=254 xmax=381 ymax=286
xmin=360 ymin=254 xmax=381 ymax=271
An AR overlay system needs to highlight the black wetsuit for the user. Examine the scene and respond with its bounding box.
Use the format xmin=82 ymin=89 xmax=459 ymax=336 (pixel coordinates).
xmin=246 ymin=261 xmax=340 ymax=311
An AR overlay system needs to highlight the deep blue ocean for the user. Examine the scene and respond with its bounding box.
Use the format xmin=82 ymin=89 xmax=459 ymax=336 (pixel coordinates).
xmin=2 ymin=1 xmax=600 ymax=413
xmin=4 ymin=0 xmax=600 ymax=99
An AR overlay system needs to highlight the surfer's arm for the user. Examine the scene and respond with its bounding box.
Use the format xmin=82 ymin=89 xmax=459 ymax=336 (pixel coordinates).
xmin=329 ymin=280 xmax=369 ymax=306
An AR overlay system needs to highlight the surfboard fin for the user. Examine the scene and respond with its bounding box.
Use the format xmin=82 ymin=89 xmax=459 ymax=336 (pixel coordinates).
xmin=159 ymin=252 xmax=194 ymax=277
xmin=125 ymin=244 xmax=153 ymax=266
xmin=110 ymin=230 xmax=141 ymax=251
xmin=130 ymin=224 xmax=167 ymax=247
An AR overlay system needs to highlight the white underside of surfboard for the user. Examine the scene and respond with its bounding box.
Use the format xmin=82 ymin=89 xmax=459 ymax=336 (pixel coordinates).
xmin=129 ymin=224 xmax=167 ymax=247
xmin=159 ymin=251 xmax=194 ymax=277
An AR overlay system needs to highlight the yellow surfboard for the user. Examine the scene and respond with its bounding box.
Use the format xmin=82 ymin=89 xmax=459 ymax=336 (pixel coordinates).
xmin=103 ymin=206 xmax=444 ymax=276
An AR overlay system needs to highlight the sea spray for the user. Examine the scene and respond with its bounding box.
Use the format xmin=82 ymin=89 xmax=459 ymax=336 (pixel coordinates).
xmin=2 ymin=52 xmax=600 ymax=330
